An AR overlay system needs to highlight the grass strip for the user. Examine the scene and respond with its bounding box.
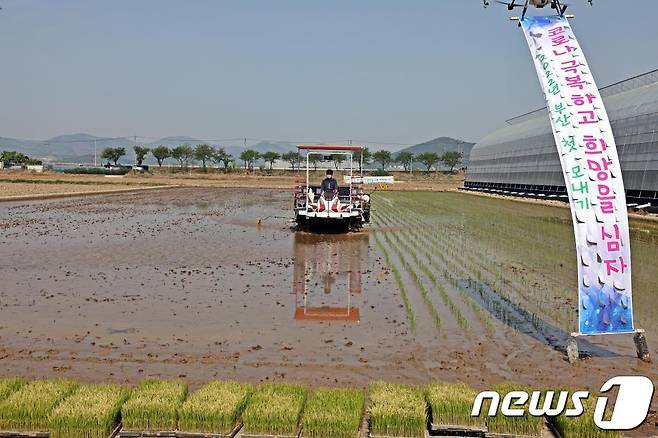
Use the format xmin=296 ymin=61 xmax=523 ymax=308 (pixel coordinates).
xmin=242 ymin=383 xmax=307 ymax=436
xmin=485 ymin=384 xmax=543 ymax=437
xmin=178 ymin=380 xmax=252 ymax=434
xmin=48 ymin=383 xmax=128 ymax=438
xmin=426 ymin=382 xmax=484 ymax=428
xmin=0 ymin=377 xmax=26 ymax=402
xmin=302 ymin=387 xmax=365 ymax=438
xmin=121 ymin=379 xmax=188 ymax=431
xmin=369 ymin=382 xmax=426 ymax=438
xmin=0 ymin=379 xmax=78 ymax=432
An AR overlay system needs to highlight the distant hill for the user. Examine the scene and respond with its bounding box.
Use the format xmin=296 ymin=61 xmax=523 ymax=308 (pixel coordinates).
xmin=396 ymin=136 xmax=473 ymax=159
xmin=146 ymin=136 xmax=203 ymax=148
xmin=0 ymin=136 xmax=46 ymax=157
xmin=1 ymin=133 xmax=132 ymax=163
xmin=250 ymin=141 xmax=297 ymax=155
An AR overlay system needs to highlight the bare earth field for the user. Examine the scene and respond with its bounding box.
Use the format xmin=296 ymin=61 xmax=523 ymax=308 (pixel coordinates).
xmin=0 ymin=168 xmax=465 ymax=201
xmin=0 ymin=186 xmax=657 ymax=434
xmin=0 ymin=182 xmax=167 ymax=199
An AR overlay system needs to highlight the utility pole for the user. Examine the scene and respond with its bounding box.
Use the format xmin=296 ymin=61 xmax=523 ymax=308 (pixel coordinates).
xmin=94 ymin=139 xmax=97 ymax=166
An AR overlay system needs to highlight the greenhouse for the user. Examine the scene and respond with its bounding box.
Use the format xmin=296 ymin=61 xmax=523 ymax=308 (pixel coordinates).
xmin=465 ymin=69 xmax=658 ymax=207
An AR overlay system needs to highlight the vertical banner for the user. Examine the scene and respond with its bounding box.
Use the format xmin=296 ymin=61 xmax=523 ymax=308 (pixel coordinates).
xmin=520 ymin=16 xmax=633 ymax=335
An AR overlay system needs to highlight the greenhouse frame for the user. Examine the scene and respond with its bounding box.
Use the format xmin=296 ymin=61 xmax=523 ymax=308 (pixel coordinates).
xmin=465 ymin=69 xmax=658 ymax=208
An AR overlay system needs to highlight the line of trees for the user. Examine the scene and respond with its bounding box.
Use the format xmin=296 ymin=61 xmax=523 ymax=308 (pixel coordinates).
xmin=98 ymin=145 xmax=464 ymax=173
xmin=360 ymin=148 xmax=464 ymax=173
xmin=100 ymin=144 xmax=237 ymax=170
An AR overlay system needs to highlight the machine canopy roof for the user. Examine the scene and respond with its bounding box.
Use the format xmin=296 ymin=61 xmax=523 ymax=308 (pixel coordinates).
xmin=298 ymin=144 xmax=363 ymax=152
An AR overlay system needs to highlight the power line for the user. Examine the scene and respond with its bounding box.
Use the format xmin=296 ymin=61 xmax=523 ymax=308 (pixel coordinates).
xmin=3 ymin=134 xmax=425 ymax=148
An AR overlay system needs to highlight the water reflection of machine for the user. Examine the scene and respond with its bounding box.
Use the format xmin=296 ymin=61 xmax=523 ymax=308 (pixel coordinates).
xmin=293 ymin=232 xmax=369 ymax=322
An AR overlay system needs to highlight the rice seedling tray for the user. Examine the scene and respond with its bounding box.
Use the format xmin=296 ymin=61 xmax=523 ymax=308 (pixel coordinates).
xmin=368 ymin=431 xmax=430 ymax=438
xmin=0 ymin=432 xmax=49 ymax=437
xmin=240 ymin=429 xmax=301 ymax=438
xmin=0 ymin=423 xmax=121 ymax=438
xmin=428 ymin=423 xmax=487 ymax=436
xmin=176 ymin=421 xmax=243 ymax=438
xmin=119 ymin=430 xmax=177 ymax=438
xmin=119 ymin=420 xmax=242 ymax=437
xmin=484 ymin=431 xmax=548 ymax=438
xmin=118 ymin=430 xmax=177 ymax=437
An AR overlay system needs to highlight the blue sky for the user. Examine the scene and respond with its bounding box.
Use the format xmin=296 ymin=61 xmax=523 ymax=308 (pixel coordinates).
xmin=1 ymin=0 xmax=657 ymax=148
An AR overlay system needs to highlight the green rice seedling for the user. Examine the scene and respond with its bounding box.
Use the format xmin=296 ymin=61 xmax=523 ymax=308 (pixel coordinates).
xmin=242 ymin=383 xmax=307 ymax=436
xmin=302 ymin=387 xmax=365 ymax=438
xmin=369 ymin=382 xmax=426 ymax=438
xmin=48 ymin=383 xmax=129 ymax=438
xmin=121 ymin=379 xmax=188 ymax=431
xmin=0 ymin=379 xmax=78 ymax=432
xmin=485 ymin=384 xmax=543 ymax=437
xmin=550 ymin=393 xmax=620 ymax=438
xmin=426 ymin=382 xmax=484 ymax=428
xmin=0 ymin=377 xmax=26 ymax=401
xmin=178 ymin=380 xmax=252 ymax=434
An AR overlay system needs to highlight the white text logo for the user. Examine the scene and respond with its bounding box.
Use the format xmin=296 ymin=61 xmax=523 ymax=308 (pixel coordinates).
xmin=471 ymin=376 xmax=654 ymax=430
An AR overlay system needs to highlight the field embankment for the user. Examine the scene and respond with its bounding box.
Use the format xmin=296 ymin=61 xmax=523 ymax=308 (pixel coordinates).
xmin=0 ymin=169 xmax=464 ymax=201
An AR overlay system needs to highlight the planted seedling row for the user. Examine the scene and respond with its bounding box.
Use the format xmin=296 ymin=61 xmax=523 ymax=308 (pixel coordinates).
xmin=396 ymin=192 xmax=574 ymax=329
xmin=381 ymin=231 xmax=443 ymax=331
xmin=374 ymin=198 xmax=483 ymax=328
xmin=374 ymin=192 xmax=542 ymax=336
xmin=376 ymin=208 xmax=470 ymax=331
xmin=384 ymin=220 xmax=469 ymax=330
xmin=383 ymin=198 xmax=544 ymax=328
xmin=374 ymin=233 xmax=417 ymax=331
xmin=398 ymin=222 xmax=494 ymax=332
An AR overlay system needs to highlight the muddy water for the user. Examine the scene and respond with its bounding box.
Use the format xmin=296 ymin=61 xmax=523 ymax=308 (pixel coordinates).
xmin=0 ymin=188 xmax=415 ymax=386
xmin=0 ymin=188 xmax=657 ymax=404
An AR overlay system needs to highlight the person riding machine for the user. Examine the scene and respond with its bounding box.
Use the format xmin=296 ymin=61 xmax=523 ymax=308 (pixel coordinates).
xmin=294 ymin=145 xmax=370 ymax=231
xmin=318 ymin=169 xmax=339 ymax=212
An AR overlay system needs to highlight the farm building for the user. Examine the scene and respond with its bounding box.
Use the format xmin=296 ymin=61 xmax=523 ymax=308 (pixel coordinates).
xmin=464 ymin=69 xmax=658 ymax=207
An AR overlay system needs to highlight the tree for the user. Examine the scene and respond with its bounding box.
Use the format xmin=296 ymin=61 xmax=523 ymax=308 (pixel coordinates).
xmin=440 ymin=151 xmax=464 ymax=173
xmin=308 ymin=154 xmax=320 ymax=171
xmin=134 ymin=146 xmax=150 ymax=166
xmin=396 ymin=151 xmax=414 ymax=172
xmin=194 ymin=144 xmax=215 ymax=170
xmin=372 ymin=150 xmax=392 ymax=171
xmin=101 ymin=147 xmax=126 ymax=166
xmin=0 ymin=150 xmax=30 ymax=166
xmin=151 ymin=145 xmax=170 ymax=167
xmin=170 ymin=144 xmax=194 ymax=168
xmin=239 ymin=149 xmax=260 ymax=170
xmin=213 ymin=147 xmax=233 ymax=170
xmin=333 ymin=154 xmax=345 ymax=170
xmin=416 ymin=152 xmax=440 ymax=172
xmin=281 ymin=151 xmax=302 ymax=171
xmin=354 ymin=147 xmax=371 ymax=172
xmin=261 ymin=151 xmax=281 ymax=170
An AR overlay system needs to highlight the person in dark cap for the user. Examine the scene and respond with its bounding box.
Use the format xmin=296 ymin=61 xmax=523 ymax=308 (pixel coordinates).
xmin=321 ymin=168 xmax=338 ymax=193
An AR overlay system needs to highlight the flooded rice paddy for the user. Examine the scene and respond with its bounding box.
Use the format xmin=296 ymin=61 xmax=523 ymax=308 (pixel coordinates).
xmin=0 ymin=187 xmax=657 ymax=393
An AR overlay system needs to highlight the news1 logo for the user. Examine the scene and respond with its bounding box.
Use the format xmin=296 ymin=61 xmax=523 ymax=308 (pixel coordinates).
xmin=471 ymin=376 xmax=655 ymax=430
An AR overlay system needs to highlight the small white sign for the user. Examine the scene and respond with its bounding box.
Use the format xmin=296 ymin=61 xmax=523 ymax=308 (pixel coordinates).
xmin=344 ymin=176 xmax=394 ymax=184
